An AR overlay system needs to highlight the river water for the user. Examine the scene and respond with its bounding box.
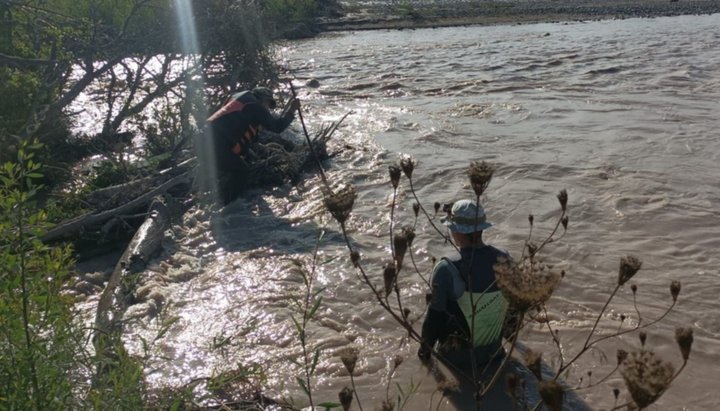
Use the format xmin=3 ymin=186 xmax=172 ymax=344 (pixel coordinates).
xmin=80 ymin=13 xmax=720 ymax=410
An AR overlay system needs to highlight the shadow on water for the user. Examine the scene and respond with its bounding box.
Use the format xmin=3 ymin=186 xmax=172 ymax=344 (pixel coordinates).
xmin=208 ymin=187 xmax=339 ymax=255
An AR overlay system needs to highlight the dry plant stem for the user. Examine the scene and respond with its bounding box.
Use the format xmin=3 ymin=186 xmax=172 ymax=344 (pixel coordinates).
xmin=633 ymin=291 xmax=643 ymax=324
xmin=527 ymin=208 xmax=566 ymax=259
xmin=480 ymin=312 xmax=526 ymax=398
xmin=297 ymin=230 xmax=325 ymax=408
xmin=542 ymin=304 xmax=565 ymax=372
xmin=406 ymin=176 xmax=456 ymax=250
xmin=556 ymin=295 xmax=676 ymax=379
xmin=589 ymin=301 xmax=676 ymax=348
xmin=408 ymin=244 xmax=430 ymax=287
xmin=339 ymin=223 xmax=420 ymax=340
xmin=349 ymin=373 xmax=365 ymax=411
xmin=388 ymin=186 xmax=407 ymax=320
xmin=570 ymin=364 xmax=620 ymax=391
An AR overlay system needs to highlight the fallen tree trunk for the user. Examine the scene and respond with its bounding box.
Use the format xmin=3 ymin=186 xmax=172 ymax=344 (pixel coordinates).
xmin=43 ymin=171 xmax=189 ymax=243
xmin=92 ymin=196 xmax=170 ymax=376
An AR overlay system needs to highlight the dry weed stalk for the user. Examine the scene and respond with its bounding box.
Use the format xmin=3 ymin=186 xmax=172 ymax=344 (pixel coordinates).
xmin=320 ymin=157 xmax=690 ymax=411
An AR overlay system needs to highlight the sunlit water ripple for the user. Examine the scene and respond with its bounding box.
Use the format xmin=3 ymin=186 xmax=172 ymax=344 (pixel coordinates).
xmin=79 ymin=13 xmax=720 ymax=410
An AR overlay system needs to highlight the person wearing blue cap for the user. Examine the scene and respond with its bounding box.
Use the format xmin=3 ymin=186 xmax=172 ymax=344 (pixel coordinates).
xmin=418 ymin=199 xmax=510 ymax=370
xmin=203 ymin=87 xmax=301 ymax=203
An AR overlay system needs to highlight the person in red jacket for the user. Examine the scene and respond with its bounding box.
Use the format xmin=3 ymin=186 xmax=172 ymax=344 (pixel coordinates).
xmin=203 ymin=87 xmax=300 ymax=204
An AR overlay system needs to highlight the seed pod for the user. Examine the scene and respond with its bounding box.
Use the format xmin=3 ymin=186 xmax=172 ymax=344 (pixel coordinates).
xmin=400 ymin=156 xmax=415 ymax=179
xmin=618 ymin=255 xmax=642 ymax=286
xmin=389 ymin=165 xmax=401 ymax=189
xmin=350 ymin=250 xmax=360 ymax=267
xmin=670 ymin=280 xmax=681 ymax=302
xmin=340 ymin=348 xmax=359 ymax=375
xmin=383 ymin=262 xmax=397 ymax=297
xmin=538 ymin=379 xmax=564 ymax=411
xmin=413 ymin=202 xmax=420 ymax=217
xmin=561 ymin=216 xmax=569 ymax=230
xmin=557 ymin=189 xmax=568 ymax=212
xmin=639 ymin=331 xmax=647 ymax=347
xmin=467 ymin=161 xmax=495 ymax=196
xmin=338 ymin=386 xmax=354 ymax=411
xmin=613 ymin=388 xmax=620 ymax=399
xmin=617 ymin=349 xmax=628 ymax=365
xmin=674 ymin=327 xmax=693 ymax=361
xmin=528 ymin=214 xmax=534 ymax=225
xmin=433 ymin=202 xmax=441 ymax=215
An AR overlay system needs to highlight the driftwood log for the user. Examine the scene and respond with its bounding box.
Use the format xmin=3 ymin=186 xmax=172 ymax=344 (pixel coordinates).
xmin=92 ymin=197 xmax=170 ymax=376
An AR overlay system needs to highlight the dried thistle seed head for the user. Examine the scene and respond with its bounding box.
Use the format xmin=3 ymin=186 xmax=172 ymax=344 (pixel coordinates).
xmin=403 ymin=308 xmax=410 ymax=319
xmin=557 ymin=189 xmax=568 ymax=212
xmin=494 ymin=256 xmax=562 ymax=311
xmin=338 ymin=386 xmax=354 ymax=411
xmin=393 ymin=231 xmax=408 ymax=270
xmin=620 ymin=313 xmax=626 ymax=322
xmin=618 ymin=255 xmax=642 ymax=286
xmin=620 ymin=350 xmax=675 ymax=409
xmin=613 ymin=388 xmax=620 ymax=399
xmin=674 ymin=327 xmax=693 ymax=361
xmin=538 ymin=379 xmax=564 ymax=411
xmin=526 ymin=242 xmax=538 ymax=258
xmin=524 ymin=349 xmax=543 ymax=380
xmin=388 ymin=164 xmax=401 ymax=189
xmin=561 ymin=216 xmax=569 ymax=231
xmin=402 ymin=226 xmax=415 ymax=248
xmin=393 ymin=354 xmax=404 ymax=369
xmin=350 ymin=250 xmax=360 ymax=267
xmin=413 ymin=202 xmax=420 ymax=217
xmin=617 ymin=349 xmax=629 ymax=365
xmin=383 ymin=262 xmax=397 ymax=297
xmin=670 ymin=280 xmax=681 ymax=302
xmin=379 ymin=399 xmax=394 ymax=411
xmin=467 ymin=161 xmax=495 ymax=196
xmin=340 ymin=347 xmax=359 ymax=374
xmin=639 ymin=331 xmax=647 ymax=347
xmin=400 ymin=155 xmax=415 ymax=179
xmin=528 ymin=214 xmax=534 ymax=225
xmin=323 ymin=185 xmax=357 ymax=224
xmin=434 ymin=202 xmax=441 ymax=215
xmin=631 ymin=284 xmax=638 ymax=294
xmin=437 ymin=379 xmax=459 ymax=396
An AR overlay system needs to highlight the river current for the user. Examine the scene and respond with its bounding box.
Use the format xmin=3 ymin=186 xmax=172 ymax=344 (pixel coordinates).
xmin=79 ymin=13 xmax=720 ymax=410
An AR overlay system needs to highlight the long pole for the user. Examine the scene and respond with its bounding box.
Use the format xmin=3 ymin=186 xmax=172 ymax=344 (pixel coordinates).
xmin=289 ymin=82 xmax=329 ymax=186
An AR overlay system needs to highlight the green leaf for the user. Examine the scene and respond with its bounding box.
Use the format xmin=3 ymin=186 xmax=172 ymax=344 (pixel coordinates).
xmin=308 ymin=296 xmax=322 ymax=319
xmin=310 ymin=348 xmax=321 ymax=375
xmin=290 ymin=314 xmax=302 ymax=336
xmin=296 ymin=376 xmax=310 ymax=398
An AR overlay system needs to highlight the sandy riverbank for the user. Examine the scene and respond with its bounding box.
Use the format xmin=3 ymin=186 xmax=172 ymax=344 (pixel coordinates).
xmin=318 ymin=0 xmax=720 ymax=31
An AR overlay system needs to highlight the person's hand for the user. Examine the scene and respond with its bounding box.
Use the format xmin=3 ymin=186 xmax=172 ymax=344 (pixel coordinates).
xmin=417 ymin=345 xmax=432 ymax=362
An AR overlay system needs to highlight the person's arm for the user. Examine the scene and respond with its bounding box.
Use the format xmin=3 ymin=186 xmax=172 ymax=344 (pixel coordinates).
xmin=246 ymin=99 xmax=300 ymax=133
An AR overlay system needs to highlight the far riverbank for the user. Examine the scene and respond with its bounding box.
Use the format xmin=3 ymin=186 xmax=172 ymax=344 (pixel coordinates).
xmin=317 ymin=0 xmax=720 ymax=31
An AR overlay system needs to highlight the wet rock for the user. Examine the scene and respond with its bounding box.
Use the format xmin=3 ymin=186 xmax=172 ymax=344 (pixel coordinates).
xmin=74 ymin=280 xmax=101 ymax=295
xmin=83 ymin=271 xmax=109 ymax=286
